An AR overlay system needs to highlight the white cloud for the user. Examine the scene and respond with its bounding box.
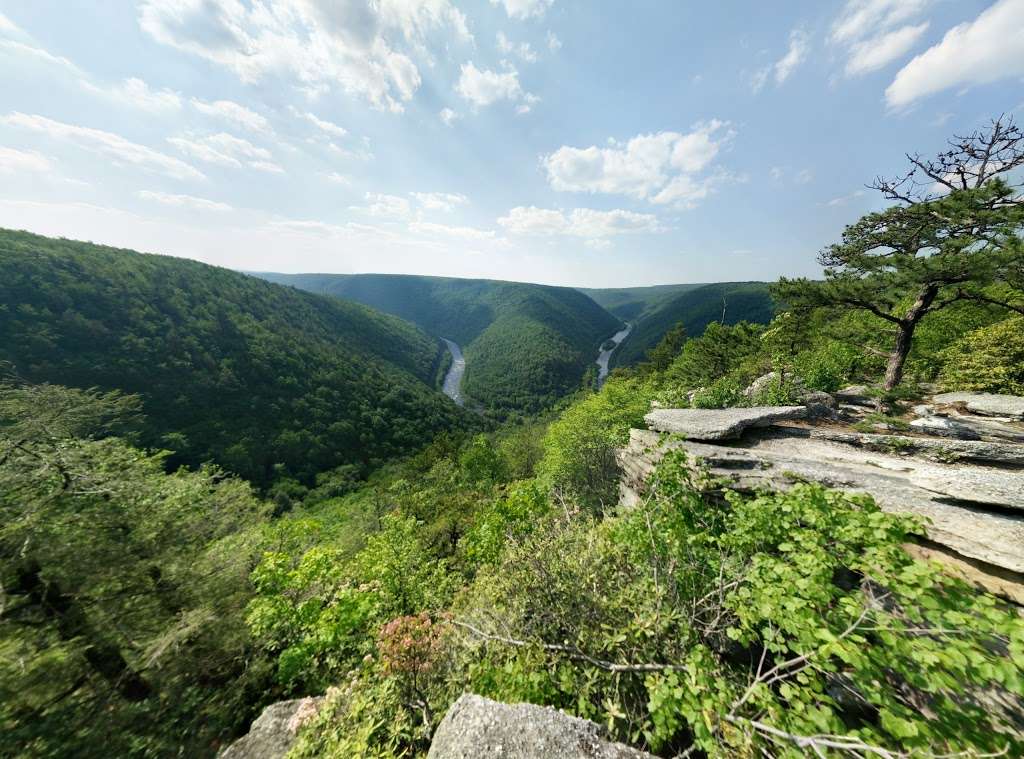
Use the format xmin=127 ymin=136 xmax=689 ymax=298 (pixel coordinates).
xmin=546 ymin=31 xmax=561 ymax=51
xmin=845 ymin=22 xmax=929 ymax=76
xmin=138 ymin=0 xmax=471 ymax=113
xmin=774 ymin=29 xmax=810 ymax=85
xmin=886 ymin=0 xmax=1024 ymax=108
xmin=323 ymin=171 xmax=352 ymax=184
xmin=830 ymin=0 xmax=931 ymax=46
xmin=439 ymin=107 xmax=460 ymax=125
xmin=353 ymin=191 xmax=412 ymax=219
xmin=491 ymin=0 xmax=553 ymax=20
xmin=497 ymin=206 xmax=663 ymax=241
xmin=138 ymin=190 xmax=233 ymax=211
xmin=412 ymin=192 xmax=468 ymax=212
xmin=830 ymin=0 xmax=932 ymax=79
xmin=168 ymin=132 xmax=281 ymax=172
xmin=795 ymin=168 xmax=814 ymax=184
xmin=751 ymin=29 xmax=810 ymax=92
xmin=0 ymin=39 xmax=85 ymax=76
xmin=825 ymin=189 xmax=866 ymax=206
xmin=192 ymin=98 xmax=270 ymax=132
xmin=291 ymin=105 xmax=348 ymax=138
xmin=0 ymin=12 xmax=18 ymax=33
xmin=0 ymin=146 xmax=53 ymax=174
xmin=456 ymin=62 xmax=535 ymax=110
xmin=541 ymin=121 xmax=733 ymax=208
xmin=410 ymin=220 xmax=496 ymax=241
xmin=1 ymin=40 xmax=185 ymax=115
xmin=1 ymin=112 xmax=204 ymax=180
xmin=497 ymin=31 xmax=537 ymax=62
xmin=84 ymin=77 xmax=182 ymax=112
xmin=302 ymin=111 xmax=348 ymax=138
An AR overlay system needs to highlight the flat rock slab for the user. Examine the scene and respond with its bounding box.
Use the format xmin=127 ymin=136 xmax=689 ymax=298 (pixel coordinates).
xmin=909 ymin=416 xmax=982 ymax=441
xmin=618 ymin=428 xmax=1024 ymax=576
xmin=645 ymin=406 xmax=806 ymax=440
xmin=428 ymin=694 xmax=653 ymax=759
xmin=933 ymin=392 xmax=1024 ymax=420
xmin=912 ymin=470 xmax=1024 ymax=510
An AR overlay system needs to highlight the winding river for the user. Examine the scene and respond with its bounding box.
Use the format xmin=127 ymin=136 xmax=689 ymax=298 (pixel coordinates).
xmin=440 ymin=338 xmax=466 ymax=406
xmin=596 ymin=324 xmax=631 ymax=386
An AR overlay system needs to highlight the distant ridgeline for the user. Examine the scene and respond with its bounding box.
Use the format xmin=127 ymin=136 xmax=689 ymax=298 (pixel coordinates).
xmin=584 ymin=281 xmax=776 ymax=369
xmin=0 ymin=229 xmax=467 ymax=486
xmin=255 ymin=272 xmax=622 ymax=415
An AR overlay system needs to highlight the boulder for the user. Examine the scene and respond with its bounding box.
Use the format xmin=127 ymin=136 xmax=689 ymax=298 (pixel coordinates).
xmin=743 ymin=371 xmax=779 ymax=398
xmin=219 ymin=697 xmax=323 ymax=759
xmin=644 ymin=406 xmax=807 ymax=441
xmin=933 ymin=392 xmax=1024 ymax=420
xmin=909 ymin=416 xmax=982 ymax=441
xmin=835 ymin=385 xmax=874 ymax=406
xmin=427 ymin=694 xmax=654 ymax=759
xmin=798 ymin=390 xmax=837 ymax=417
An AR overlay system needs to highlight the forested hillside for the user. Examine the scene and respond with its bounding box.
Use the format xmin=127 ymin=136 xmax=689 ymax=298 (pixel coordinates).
xmin=577 ymin=283 xmax=704 ymax=321
xmin=0 ymin=230 xmax=466 ymax=487
xmin=256 ymin=272 xmax=621 ymax=414
xmin=611 ymin=281 xmax=775 ymax=368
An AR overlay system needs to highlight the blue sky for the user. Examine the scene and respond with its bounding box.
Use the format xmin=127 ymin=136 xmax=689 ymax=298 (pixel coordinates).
xmin=0 ymin=0 xmax=1022 ymax=287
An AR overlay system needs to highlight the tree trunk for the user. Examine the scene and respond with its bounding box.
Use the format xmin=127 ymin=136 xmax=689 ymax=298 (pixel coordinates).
xmin=13 ymin=561 xmax=152 ymax=701
xmin=882 ymin=284 xmax=939 ymax=393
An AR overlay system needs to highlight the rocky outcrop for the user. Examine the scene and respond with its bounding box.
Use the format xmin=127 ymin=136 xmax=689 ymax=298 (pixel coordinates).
xmin=620 ymin=394 xmax=1024 ymax=605
xmin=645 ymin=406 xmax=807 ymax=440
xmin=218 ymin=697 xmax=323 ymax=759
xmin=933 ymin=392 xmax=1024 ymax=420
xmin=427 ymin=694 xmax=654 ymax=759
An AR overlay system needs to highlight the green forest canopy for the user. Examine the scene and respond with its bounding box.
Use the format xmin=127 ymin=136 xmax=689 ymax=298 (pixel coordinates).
xmin=0 ymin=229 xmax=468 ymax=487
xmin=255 ymin=272 xmax=622 ymax=414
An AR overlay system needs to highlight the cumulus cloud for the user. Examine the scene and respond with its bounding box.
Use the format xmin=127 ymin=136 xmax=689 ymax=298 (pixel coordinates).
xmin=490 ymin=0 xmax=553 ymax=20
xmin=412 ymin=192 xmax=468 ymax=212
xmin=168 ymin=132 xmax=282 ymax=172
xmin=456 ymin=62 xmax=536 ymax=111
xmin=546 ymin=31 xmax=561 ymax=51
xmin=0 ymin=146 xmax=53 ymax=174
xmin=138 ymin=0 xmax=471 ymax=112
xmin=541 ymin=121 xmax=733 ymax=208
xmin=192 ymin=98 xmax=270 ymax=132
xmin=886 ymin=0 xmax=1024 ymax=108
xmin=439 ymin=107 xmax=460 ymax=125
xmin=1 ymin=112 xmax=204 ymax=180
xmin=497 ymin=206 xmax=663 ymax=243
xmin=138 ymin=190 xmax=233 ymax=211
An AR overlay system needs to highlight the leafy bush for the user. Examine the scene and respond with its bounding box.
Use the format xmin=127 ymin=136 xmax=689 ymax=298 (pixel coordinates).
xmin=457 ymin=451 xmax=1024 ymax=757
xmin=690 ymin=375 xmax=747 ymax=408
xmin=537 ymin=377 xmax=653 ymax=512
xmin=939 ymin=316 xmax=1024 ymax=395
xmin=793 ymin=341 xmax=861 ymax=392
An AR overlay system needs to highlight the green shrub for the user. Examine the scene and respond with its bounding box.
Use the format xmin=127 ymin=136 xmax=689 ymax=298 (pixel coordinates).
xmin=691 ymin=375 xmax=747 ymax=408
xmin=939 ymin=316 xmax=1024 ymax=395
xmin=793 ymin=341 xmax=861 ymax=392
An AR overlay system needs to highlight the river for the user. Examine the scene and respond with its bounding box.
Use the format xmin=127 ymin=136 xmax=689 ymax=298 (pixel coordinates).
xmin=440 ymin=338 xmax=466 ymax=406
xmin=595 ymin=324 xmax=631 ymax=386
